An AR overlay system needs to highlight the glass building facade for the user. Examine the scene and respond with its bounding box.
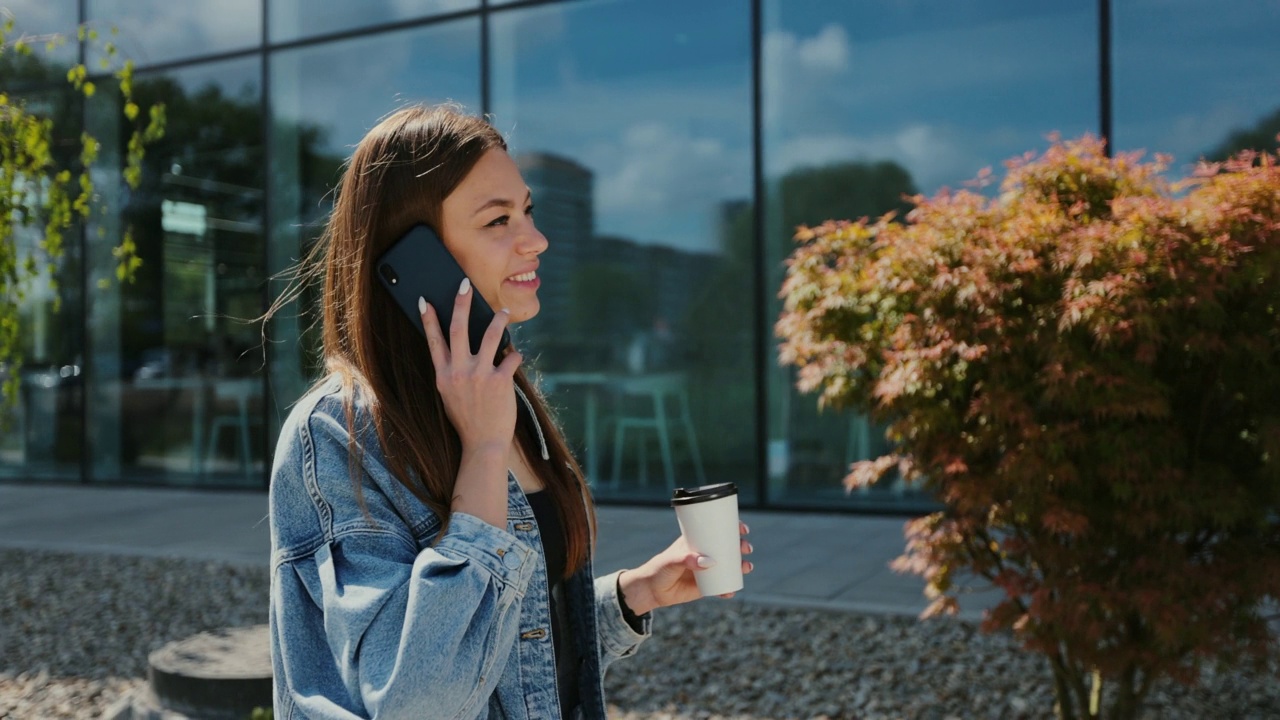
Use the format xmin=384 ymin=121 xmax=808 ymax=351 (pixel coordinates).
xmin=2 ymin=0 xmax=1277 ymax=511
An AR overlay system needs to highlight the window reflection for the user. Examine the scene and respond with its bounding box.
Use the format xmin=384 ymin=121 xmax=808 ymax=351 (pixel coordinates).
xmin=87 ymin=57 xmax=265 ymax=486
xmin=0 ymin=0 xmax=80 ymax=65
xmin=0 ymin=82 xmax=85 ymax=481
xmin=763 ymin=0 xmax=1097 ymax=509
xmin=1113 ymin=0 xmax=1280 ymax=169
xmin=86 ymin=0 xmax=260 ymax=67
xmin=266 ymin=19 xmax=481 ymax=436
xmin=491 ymin=0 xmax=755 ymax=501
xmin=269 ymin=0 xmax=478 ymax=43
xmin=0 ymin=219 xmax=85 ymax=484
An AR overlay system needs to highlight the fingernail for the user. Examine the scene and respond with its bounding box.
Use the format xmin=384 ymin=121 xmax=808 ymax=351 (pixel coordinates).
xmin=459 ymin=278 xmax=471 ymax=295
xmin=696 ymin=555 xmax=716 ymax=569
xmin=743 ymin=522 xmax=750 ymax=534
xmin=418 ymin=297 xmax=427 ymax=315
xmin=501 ymin=307 xmax=510 ymax=314
xmin=746 ymin=542 xmax=754 ymax=553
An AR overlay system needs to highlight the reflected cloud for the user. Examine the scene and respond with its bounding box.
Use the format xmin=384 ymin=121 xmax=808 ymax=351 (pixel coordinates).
xmin=2 ymin=0 xmax=80 ymax=63
xmin=772 ymin=124 xmax=985 ymax=194
xmin=764 ymin=9 xmax=1095 ymax=194
xmin=495 ymin=75 xmax=751 ymax=254
xmin=764 ymin=23 xmax=851 ymax=74
xmin=272 ymin=22 xmax=480 ymax=155
xmin=87 ymin=0 xmax=259 ymax=66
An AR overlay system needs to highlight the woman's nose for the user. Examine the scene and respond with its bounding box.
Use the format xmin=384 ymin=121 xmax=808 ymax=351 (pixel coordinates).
xmin=520 ymin=223 xmax=549 ymax=255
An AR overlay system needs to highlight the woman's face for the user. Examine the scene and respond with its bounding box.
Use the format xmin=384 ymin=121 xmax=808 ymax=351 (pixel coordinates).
xmin=439 ymin=148 xmax=548 ymax=324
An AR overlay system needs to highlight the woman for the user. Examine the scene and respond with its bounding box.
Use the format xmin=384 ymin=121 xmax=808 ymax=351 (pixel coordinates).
xmin=267 ymin=103 xmax=753 ymax=719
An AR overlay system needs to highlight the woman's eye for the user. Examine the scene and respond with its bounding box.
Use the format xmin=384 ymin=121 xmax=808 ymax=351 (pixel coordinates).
xmin=486 ymin=215 xmax=509 ymax=227
xmin=525 ymin=204 xmax=535 ymax=216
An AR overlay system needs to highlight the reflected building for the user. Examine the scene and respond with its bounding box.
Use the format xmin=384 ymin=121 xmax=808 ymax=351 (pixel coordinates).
xmin=515 ymin=152 xmax=594 ymax=350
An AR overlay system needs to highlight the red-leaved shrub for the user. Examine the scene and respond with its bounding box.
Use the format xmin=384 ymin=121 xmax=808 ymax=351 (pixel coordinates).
xmin=776 ymin=136 xmax=1280 ymax=719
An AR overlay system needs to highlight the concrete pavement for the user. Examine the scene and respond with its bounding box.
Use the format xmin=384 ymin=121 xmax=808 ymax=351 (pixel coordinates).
xmin=0 ymin=482 xmax=1001 ymax=620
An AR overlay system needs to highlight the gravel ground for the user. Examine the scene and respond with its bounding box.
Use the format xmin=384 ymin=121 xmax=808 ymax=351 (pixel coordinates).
xmin=1 ymin=548 xmax=1276 ymax=719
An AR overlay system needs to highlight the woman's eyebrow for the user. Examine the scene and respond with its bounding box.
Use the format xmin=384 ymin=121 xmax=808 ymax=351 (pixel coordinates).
xmin=471 ymin=190 xmax=533 ymax=217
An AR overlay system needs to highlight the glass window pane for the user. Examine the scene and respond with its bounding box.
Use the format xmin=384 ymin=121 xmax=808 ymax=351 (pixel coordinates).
xmin=1 ymin=0 xmax=80 ymax=66
xmin=86 ymin=57 xmax=265 ymax=487
xmin=491 ymin=0 xmax=755 ymax=503
xmin=86 ymin=0 xmax=260 ymax=67
xmin=0 ymin=86 xmax=86 ymax=483
xmin=267 ymin=19 xmax=480 ymax=437
xmin=268 ymin=0 xmax=478 ymax=44
xmin=763 ymin=0 xmax=1098 ymax=510
xmin=1114 ymin=0 xmax=1280 ymax=170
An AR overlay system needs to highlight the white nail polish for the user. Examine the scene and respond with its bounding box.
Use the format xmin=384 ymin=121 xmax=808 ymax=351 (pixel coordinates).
xmin=418 ymin=297 xmax=427 ymax=315
xmin=696 ymin=555 xmax=716 ymax=569
xmin=459 ymin=278 xmax=471 ymax=295
xmin=501 ymin=307 xmax=510 ymax=314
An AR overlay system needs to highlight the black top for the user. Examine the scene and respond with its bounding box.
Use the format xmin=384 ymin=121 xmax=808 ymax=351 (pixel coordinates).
xmin=525 ymin=490 xmax=580 ymax=719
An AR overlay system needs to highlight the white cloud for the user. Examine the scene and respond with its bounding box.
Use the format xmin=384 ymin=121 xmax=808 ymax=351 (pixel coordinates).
xmin=796 ymin=24 xmax=851 ymax=73
xmin=494 ymin=72 xmax=752 ymax=253
xmin=770 ymin=123 xmax=981 ymax=193
xmin=593 ymin=121 xmax=744 ymax=221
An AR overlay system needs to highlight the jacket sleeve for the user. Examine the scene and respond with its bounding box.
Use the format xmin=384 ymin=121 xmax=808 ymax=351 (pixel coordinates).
xmin=592 ymin=569 xmax=652 ymax=670
xmin=270 ymin=406 xmax=534 ymax=720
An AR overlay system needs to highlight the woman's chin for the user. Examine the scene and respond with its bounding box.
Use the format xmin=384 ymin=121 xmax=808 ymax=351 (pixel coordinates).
xmin=507 ymin=303 xmax=539 ymax=324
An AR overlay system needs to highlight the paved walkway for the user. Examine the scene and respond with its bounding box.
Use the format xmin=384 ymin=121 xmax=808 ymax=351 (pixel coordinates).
xmin=0 ymin=482 xmax=1000 ymax=620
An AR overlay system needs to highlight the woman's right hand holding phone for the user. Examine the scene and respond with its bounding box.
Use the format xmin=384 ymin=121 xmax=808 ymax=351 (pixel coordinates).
xmin=420 ymin=277 xmax=523 ymax=528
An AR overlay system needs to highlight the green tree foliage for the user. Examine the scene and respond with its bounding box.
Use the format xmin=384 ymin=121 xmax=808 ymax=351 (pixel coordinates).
xmin=1207 ymin=106 xmax=1280 ymax=161
xmin=0 ymin=18 xmax=164 ymax=407
xmin=777 ymin=136 xmax=1280 ymax=719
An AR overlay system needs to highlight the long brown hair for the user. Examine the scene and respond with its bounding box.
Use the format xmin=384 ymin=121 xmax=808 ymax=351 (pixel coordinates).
xmin=273 ymin=103 xmax=594 ymax=578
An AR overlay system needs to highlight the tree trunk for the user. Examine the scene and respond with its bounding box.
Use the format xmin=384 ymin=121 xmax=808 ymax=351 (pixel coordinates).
xmin=1050 ymin=654 xmax=1082 ymax=720
xmin=1105 ymin=666 xmax=1144 ymax=720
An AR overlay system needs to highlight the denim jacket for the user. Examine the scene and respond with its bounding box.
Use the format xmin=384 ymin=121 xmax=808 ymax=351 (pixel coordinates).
xmin=268 ymin=377 xmax=651 ymax=719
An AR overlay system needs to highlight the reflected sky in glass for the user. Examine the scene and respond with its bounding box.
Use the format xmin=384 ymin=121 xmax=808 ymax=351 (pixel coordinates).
xmin=2 ymin=0 xmax=79 ymax=65
xmin=765 ymin=0 xmax=1097 ymax=195
xmin=490 ymin=0 xmax=752 ymax=255
xmin=270 ymin=18 xmax=480 ymax=157
xmin=87 ymin=0 xmax=260 ymax=67
xmin=1113 ymin=0 xmax=1280 ymax=169
xmin=269 ymin=0 xmax=477 ymax=43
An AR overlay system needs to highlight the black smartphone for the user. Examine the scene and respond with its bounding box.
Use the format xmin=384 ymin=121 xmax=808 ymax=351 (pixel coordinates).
xmin=374 ymin=223 xmax=511 ymax=359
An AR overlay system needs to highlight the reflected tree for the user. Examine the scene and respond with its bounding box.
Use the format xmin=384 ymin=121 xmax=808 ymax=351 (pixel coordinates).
xmin=688 ymin=159 xmax=919 ymax=478
xmin=1206 ymin=107 xmax=1280 ymax=161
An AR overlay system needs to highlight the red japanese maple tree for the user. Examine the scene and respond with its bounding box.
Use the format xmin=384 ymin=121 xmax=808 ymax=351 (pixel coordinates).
xmin=776 ymin=136 xmax=1280 ymax=719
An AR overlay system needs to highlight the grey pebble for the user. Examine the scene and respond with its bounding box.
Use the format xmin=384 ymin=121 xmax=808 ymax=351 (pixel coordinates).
xmin=1 ymin=548 xmax=1277 ymax=719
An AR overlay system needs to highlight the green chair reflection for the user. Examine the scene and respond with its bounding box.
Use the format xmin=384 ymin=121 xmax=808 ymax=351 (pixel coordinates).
xmin=203 ymin=378 xmax=261 ymax=481
xmin=609 ymin=372 xmax=706 ymax=491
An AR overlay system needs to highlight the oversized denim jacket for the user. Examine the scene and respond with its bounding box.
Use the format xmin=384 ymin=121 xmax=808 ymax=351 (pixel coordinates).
xmin=268 ymin=377 xmax=651 ymax=719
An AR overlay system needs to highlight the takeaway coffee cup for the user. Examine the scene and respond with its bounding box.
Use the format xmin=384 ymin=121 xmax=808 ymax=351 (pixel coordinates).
xmin=671 ymin=482 xmax=743 ymax=596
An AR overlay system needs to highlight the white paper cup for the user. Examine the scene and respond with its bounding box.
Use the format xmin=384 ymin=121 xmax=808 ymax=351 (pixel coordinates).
xmin=672 ymin=483 xmax=743 ymax=596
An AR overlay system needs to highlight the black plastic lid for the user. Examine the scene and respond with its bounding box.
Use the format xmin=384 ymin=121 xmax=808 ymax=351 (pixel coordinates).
xmin=671 ymin=482 xmax=738 ymax=506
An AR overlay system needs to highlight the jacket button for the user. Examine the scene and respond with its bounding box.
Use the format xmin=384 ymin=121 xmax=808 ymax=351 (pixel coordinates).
xmin=502 ymin=550 xmax=523 ymax=570
xmin=514 ymin=522 xmax=534 ymax=531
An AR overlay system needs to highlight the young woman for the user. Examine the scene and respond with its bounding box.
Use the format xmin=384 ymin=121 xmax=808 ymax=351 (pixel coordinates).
xmin=266 ymin=103 xmax=753 ymax=719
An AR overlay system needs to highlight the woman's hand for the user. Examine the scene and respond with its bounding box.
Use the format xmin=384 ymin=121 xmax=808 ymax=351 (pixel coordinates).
xmin=421 ymin=278 xmax=523 ymax=528
xmin=420 ymin=278 xmax=523 ymax=452
xmin=617 ymin=522 xmax=754 ymax=617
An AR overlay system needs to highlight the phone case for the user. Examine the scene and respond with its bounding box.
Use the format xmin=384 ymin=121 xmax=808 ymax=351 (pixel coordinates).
xmin=374 ymin=224 xmax=511 ymax=359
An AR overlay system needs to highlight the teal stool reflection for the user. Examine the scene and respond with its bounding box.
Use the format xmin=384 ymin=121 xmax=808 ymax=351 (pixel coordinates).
xmin=204 ymin=379 xmax=261 ymax=481
xmin=609 ymin=372 xmax=707 ymax=491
